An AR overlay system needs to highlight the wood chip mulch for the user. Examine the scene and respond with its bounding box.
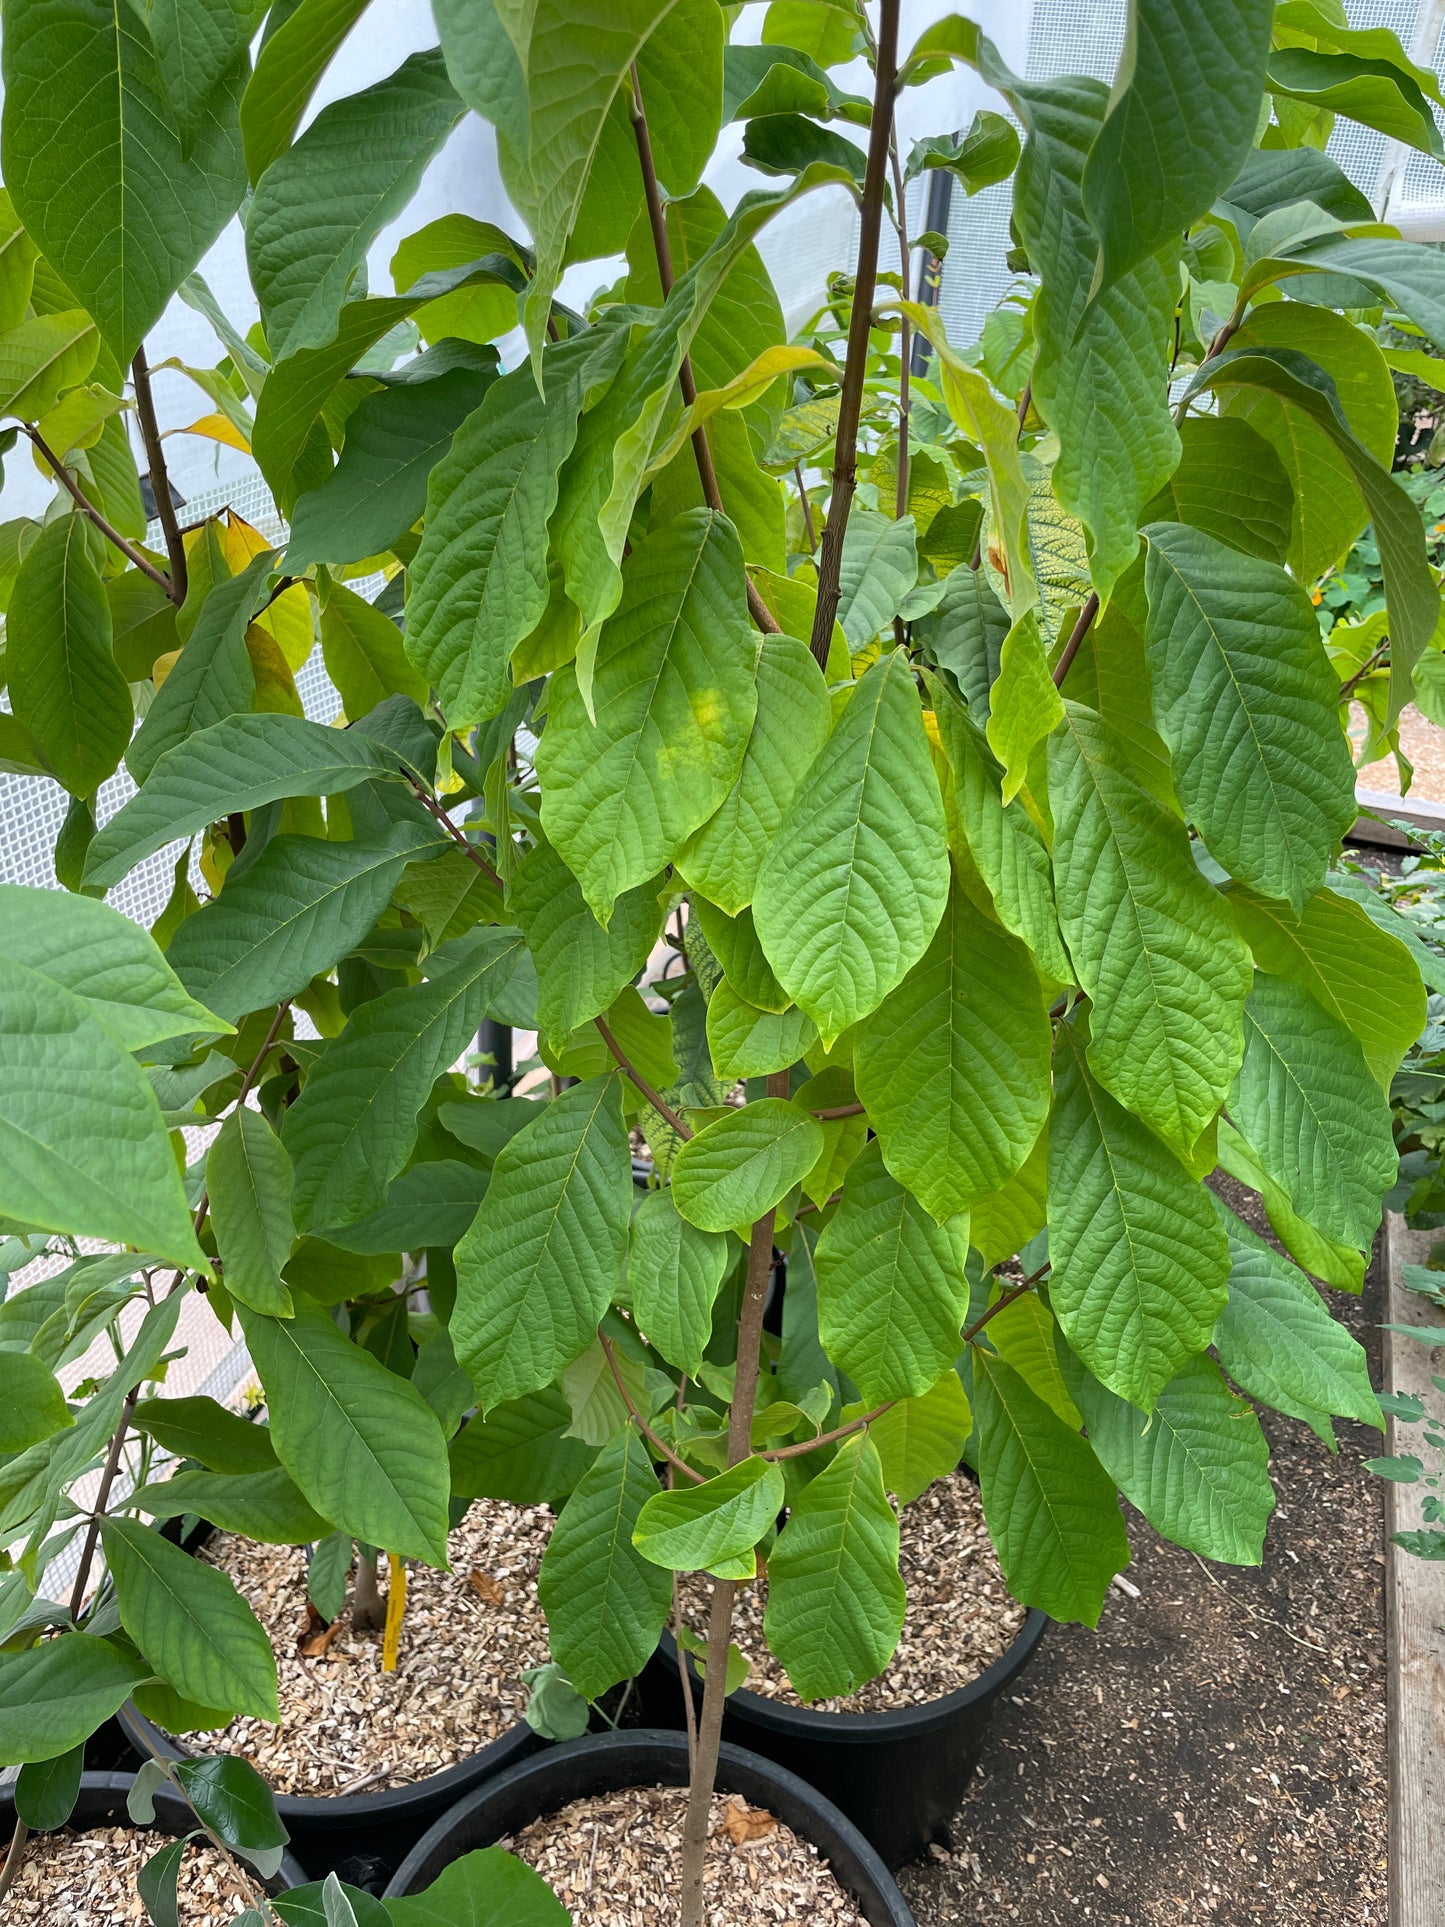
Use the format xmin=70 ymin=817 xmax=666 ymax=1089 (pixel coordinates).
xmin=181 ymin=1498 xmax=553 ymax=1794
xmin=3 ymin=1824 xmax=258 ymax=1923
xmin=680 ymin=1468 xmax=1027 ymax=1712
xmin=504 ymin=1785 xmax=869 ymax=1925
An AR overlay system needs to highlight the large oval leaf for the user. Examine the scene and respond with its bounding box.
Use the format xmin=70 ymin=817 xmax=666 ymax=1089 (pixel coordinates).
xmin=671 ymin=1097 xmax=823 ymax=1233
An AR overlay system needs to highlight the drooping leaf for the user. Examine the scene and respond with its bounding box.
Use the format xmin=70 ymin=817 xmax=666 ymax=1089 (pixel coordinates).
xmin=1139 ymin=415 xmax=1291 ymax=565
xmin=1080 ymin=0 xmax=1272 ymax=289
xmin=627 ymin=1187 xmax=731 ymax=1377
xmin=240 ymin=0 xmax=374 ymax=184
xmin=239 ymin=1301 xmax=451 ymax=1565
xmin=247 ymin=49 xmax=463 ymax=363
xmin=634 ymin=1455 xmax=784 ymax=1577
xmin=7 ymin=514 xmax=131 ymax=799
xmin=1048 ymin=1021 xmax=1228 ymax=1410
xmin=205 ymin=1108 xmax=296 ymax=1317
xmin=676 ymin=633 xmax=831 ymax=916
xmin=815 ymin=1139 xmax=971 ymax=1406
xmin=671 ymin=1097 xmax=824 ymax=1234
xmin=0 ymin=885 xmax=222 ymax=1051
xmin=835 ymin=508 xmax=918 ymax=648
xmin=1049 ymin=702 xmax=1251 ymax=1154
xmin=0 ymin=1633 xmax=148 ymax=1765
xmin=537 ymin=508 xmax=757 ymax=922
xmin=1142 ymin=522 xmax=1356 ymax=913
xmin=1229 ymin=972 xmax=1397 ymax=1253
xmin=146 ymin=0 xmax=251 ymax=155
xmin=83 ymin=714 xmax=405 ymax=891
xmin=128 ymin=1464 xmax=333 ymax=1544
xmin=863 ymin=1371 xmax=973 ymax=1507
xmin=449 ymin=1388 xmax=597 ymax=1507
xmin=537 ymin=1426 xmax=673 ymax=1700
xmin=173 ymin=1754 xmax=286 ymax=1861
xmin=764 ymin=1434 xmax=904 ymax=1702
xmin=854 ymin=881 xmax=1051 ymax=1223
xmin=0 ymin=1350 xmax=73 ymax=1453
xmin=132 ymin=1395 xmax=278 ymax=1475
xmin=1065 ymin=1351 xmax=1274 ymax=1565
xmin=754 ymin=650 xmax=949 ymax=1042
xmin=508 ymin=836 xmax=662 ymax=1043
xmin=14 ymin=1742 xmax=83 ymax=1830
xmin=1 ymin=0 xmax=246 ymax=364
xmin=318 ymin=584 xmax=430 ymax=720
xmin=451 ymin=1076 xmax=632 ymax=1411
xmin=282 ymin=926 xmax=526 ymax=1229
xmin=971 ymin=1349 xmax=1128 ymax=1626
xmin=100 ymin=1516 xmax=278 ymax=1720
xmin=0 ymin=310 xmax=99 ymax=421
xmin=170 ymin=824 xmax=446 ymax=1024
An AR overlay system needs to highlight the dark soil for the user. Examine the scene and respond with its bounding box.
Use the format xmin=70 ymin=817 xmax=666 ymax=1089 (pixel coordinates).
xmin=903 ymin=1176 xmax=1388 ymax=1926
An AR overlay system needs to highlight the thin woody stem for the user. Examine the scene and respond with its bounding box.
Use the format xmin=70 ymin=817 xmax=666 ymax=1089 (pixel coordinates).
xmin=24 ymin=427 xmax=175 ymax=595
xmin=807 ymin=0 xmax=902 ymax=670
xmin=131 ymin=345 xmax=188 ymax=603
xmin=403 ymin=774 xmax=504 ymax=887
xmin=888 ymin=137 xmax=912 ymax=531
xmin=762 ymin=1397 xmax=896 ymax=1462
xmin=961 ymin=1266 xmax=1050 ymax=1346
xmin=594 ymin=1016 xmax=691 ymax=1140
xmin=599 ymin=1332 xmax=705 ymax=1484
xmin=1052 ymin=591 xmax=1098 ymax=689
xmin=627 ymin=61 xmax=780 ymax=639
xmin=810 ymin=1101 xmax=864 ymax=1119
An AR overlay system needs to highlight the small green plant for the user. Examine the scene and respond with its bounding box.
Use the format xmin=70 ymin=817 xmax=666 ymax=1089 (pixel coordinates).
xmin=1 ymin=1 xmax=1443 ymax=1922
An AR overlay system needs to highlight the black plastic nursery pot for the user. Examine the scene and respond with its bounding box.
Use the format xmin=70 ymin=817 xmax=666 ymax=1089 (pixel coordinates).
xmin=0 ymin=1769 xmax=308 ymax=1895
xmin=118 ymin=1514 xmax=542 ymax=1890
xmin=382 ymin=1727 xmax=915 ymax=1925
xmin=640 ymin=1606 xmax=1049 ymax=1869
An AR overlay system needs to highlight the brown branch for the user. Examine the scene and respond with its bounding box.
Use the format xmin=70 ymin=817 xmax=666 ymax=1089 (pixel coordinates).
xmin=628 ymin=60 xmax=779 ymax=640
xmin=961 ymin=1265 xmax=1050 ymax=1347
xmin=806 ymin=0 xmax=901 ymax=670
xmin=794 ymin=1189 xmax=842 ymax=1219
xmin=24 ymin=427 xmax=175 ymax=596
xmin=1173 ymin=312 xmax=1244 ymax=427
xmin=594 ymin=1016 xmax=692 ymax=1139
xmin=0 ymin=1821 xmax=29 ymax=1904
xmin=403 ymin=774 xmax=504 ymax=886
xmin=600 ymin=1331 xmax=705 ymax=1484
xmin=888 ymin=138 xmax=912 ymax=527
xmin=1052 ymin=591 xmax=1099 ymax=689
xmin=1338 ymin=641 xmax=1391 ymax=702
xmin=794 ymin=465 xmax=818 ymax=553
xmin=762 ymin=1396 xmax=896 ymax=1462
xmin=131 ymin=346 xmax=187 ymax=603
xmin=809 ymin=1101 xmax=865 ymax=1120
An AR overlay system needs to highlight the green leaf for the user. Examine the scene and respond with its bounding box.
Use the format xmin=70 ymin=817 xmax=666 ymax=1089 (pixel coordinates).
xmin=508 ymin=836 xmax=662 ymax=1043
xmin=855 ymin=881 xmax=1051 ymax=1222
xmin=1230 ymin=973 xmax=1396 ymax=1252
xmin=1213 ymin=1199 xmax=1381 ymax=1438
xmin=1186 ymin=343 xmax=1438 ymax=728
xmin=174 ymin=1754 xmax=286 ymax=1858
xmin=0 ymin=1350 xmax=72 ymax=1453
xmin=754 ymin=650 xmax=949 ymax=1042
xmin=634 ymin=1456 xmax=785 ymax=1576
xmin=282 ymin=925 xmax=526 ymax=1229
xmin=132 ymin=1395 xmax=277 ymax=1475
xmin=1326 ymin=865 xmax=1445 ymax=997
xmin=915 ymin=563 xmax=1008 ymax=719
xmin=815 ymin=1138 xmax=971 ymax=1405
xmin=84 ymin=713 xmax=405 ymax=890
xmin=1225 ymin=884 xmax=1425 ymax=1089
xmin=383 ymin=1848 xmax=570 ymax=1927
xmin=1080 ymin=0 xmax=1272 ymax=288
xmin=238 ymin=1300 xmax=451 ymax=1564
xmin=0 ymin=1633 xmax=147 ymax=1765
xmin=0 ymin=957 xmax=204 ymax=1271
xmin=170 ymin=825 xmax=445 ymax=1024
xmin=906 ymin=111 xmax=1020 ymax=192
xmin=147 ymin=0 xmax=251 ymax=154
xmin=15 ymin=1742 xmax=83 ymax=1829
xmin=1065 ymin=1352 xmax=1273 ymax=1565
xmin=1142 ymin=523 xmax=1356 ymax=913
xmin=835 ymin=508 xmax=918 ymax=648
xmin=247 ymin=49 xmax=463 ymax=363
xmin=627 ymin=1188 xmax=731 ymax=1376
xmin=100 ymin=1516 xmax=278 ymax=1720
xmin=971 ymin=1349 xmax=1128 ymax=1626
xmin=863 ymin=1371 xmax=973 ymax=1506
xmin=290 ymin=362 xmax=497 ymax=575
xmin=405 ymin=343 xmax=607 ymax=728
xmin=0 ymin=310 xmax=98 ymax=421
xmin=449 ymin=1388 xmax=597 ymax=1507
xmin=205 ymin=1109 xmax=295 ymax=1317
xmin=672 ymin=1097 xmax=824 ymax=1233
xmin=764 ymin=1433 xmax=903 ymax=1702
xmin=676 ymin=633 xmax=831 ymax=917
xmin=1267 ymin=45 xmax=1443 ymax=154
xmin=969 ymin=1127 xmax=1049 ymax=1270
xmin=692 ymin=899 xmax=789 ymax=1012
xmin=318 ymin=583 xmax=430 ymax=719
xmin=1140 ymin=416 xmax=1291 ymax=565
xmin=241 ymin=0 xmax=373 ymax=185
xmin=985 ymin=1288 xmax=1080 ymax=1426
xmin=1048 ymin=1021 xmax=1228 ymax=1410
xmin=7 ymin=515 xmax=131 ymax=799
xmin=0 ymin=885 xmax=223 ymax=1051
xmin=705 ymin=982 xmax=816 ymax=1080
xmin=537 ymin=1425 xmax=673 ymax=1700
xmin=537 ymin=508 xmax=757 ymax=923
xmin=319 ymin=1159 xmax=488 ymax=1256
xmin=741 ymin=111 xmax=867 ymax=184
xmin=0 ymin=0 xmax=245 ymax=364
xmin=451 ymin=1076 xmax=632 ymax=1411
xmin=931 ymin=691 xmax=1072 ymax=986
xmin=128 ymin=1466 xmax=333 ymax=1545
